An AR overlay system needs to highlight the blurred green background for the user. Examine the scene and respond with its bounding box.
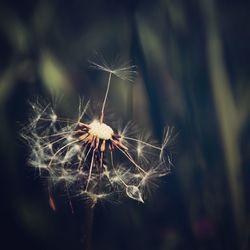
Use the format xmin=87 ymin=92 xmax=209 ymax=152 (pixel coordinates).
xmin=0 ymin=0 xmax=250 ymax=249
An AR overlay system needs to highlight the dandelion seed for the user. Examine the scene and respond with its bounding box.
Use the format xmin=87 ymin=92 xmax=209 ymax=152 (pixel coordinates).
xmin=126 ymin=185 xmax=144 ymax=203
xmin=89 ymin=58 xmax=137 ymax=82
xmin=50 ymin=113 xmax=57 ymax=123
xmin=22 ymin=58 xmax=173 ymax=206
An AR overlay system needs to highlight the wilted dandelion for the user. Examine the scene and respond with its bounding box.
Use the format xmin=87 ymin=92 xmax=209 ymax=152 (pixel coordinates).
xmin=22 ymin=60 xmax=173 ymax=207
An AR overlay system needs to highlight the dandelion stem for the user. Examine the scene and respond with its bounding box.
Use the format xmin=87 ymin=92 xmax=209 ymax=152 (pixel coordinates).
xmin=100 ymin=72 xmax=112 ymax=123
xmin=83 ymin=202 xmax=94 ymax=250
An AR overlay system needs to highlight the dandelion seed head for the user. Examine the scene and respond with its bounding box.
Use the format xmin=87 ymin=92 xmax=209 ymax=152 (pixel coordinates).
xmin=22 ymin=59 xmax=174 ymax=206
xmin=89 ymin=120 xmax=113 ymax=140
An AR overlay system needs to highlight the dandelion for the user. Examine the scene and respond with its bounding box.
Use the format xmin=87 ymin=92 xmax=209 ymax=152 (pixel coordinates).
xmin=22 ymin=59 xmax=173 ymax=207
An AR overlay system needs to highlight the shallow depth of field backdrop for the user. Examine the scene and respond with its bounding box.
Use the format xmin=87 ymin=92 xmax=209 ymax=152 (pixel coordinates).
xmin=0 ymin=0 xmax=250 ymax=250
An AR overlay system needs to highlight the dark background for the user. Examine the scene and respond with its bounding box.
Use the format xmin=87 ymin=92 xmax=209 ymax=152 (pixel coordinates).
xmin=0 ymin=0 xmax=250 ymax=249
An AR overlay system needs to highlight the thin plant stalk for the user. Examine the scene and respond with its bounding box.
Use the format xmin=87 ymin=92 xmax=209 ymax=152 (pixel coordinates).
xmin=82 ymin=202 xmax=95 ymax=250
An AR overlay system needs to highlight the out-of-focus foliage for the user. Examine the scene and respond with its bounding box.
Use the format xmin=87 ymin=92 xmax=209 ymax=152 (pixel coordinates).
xmin=1 ymin=0 xmax=250 ymax=250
